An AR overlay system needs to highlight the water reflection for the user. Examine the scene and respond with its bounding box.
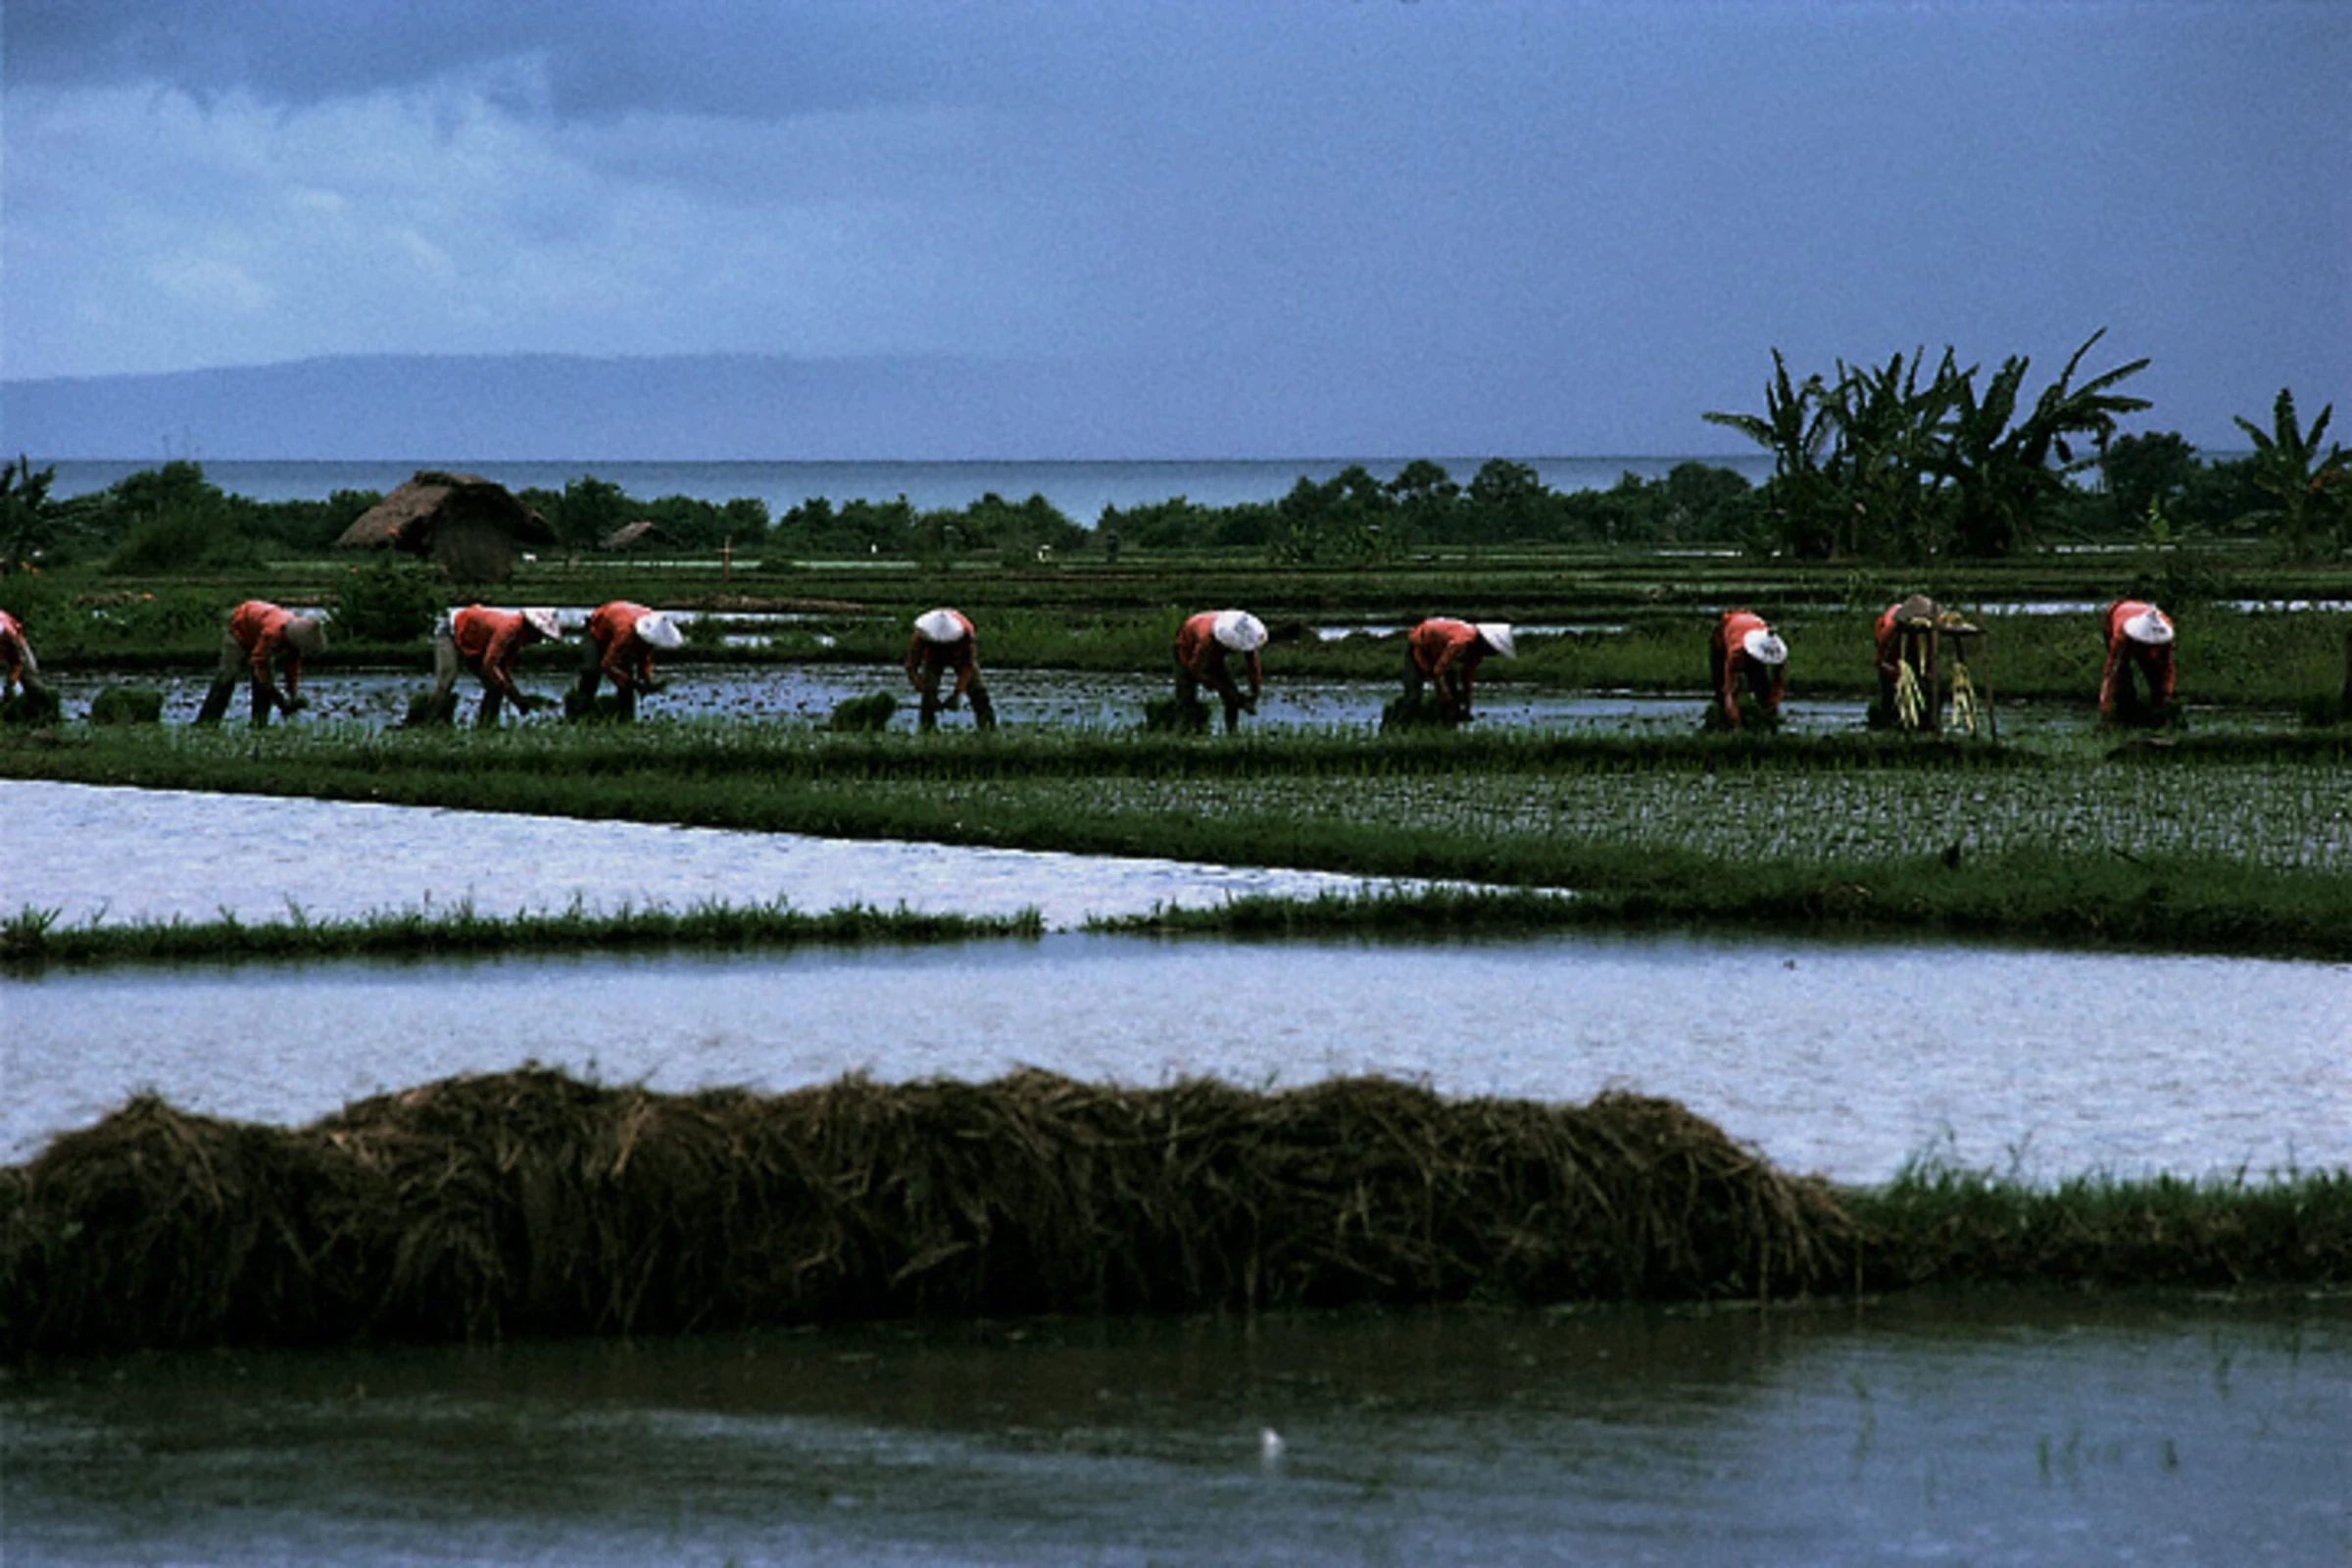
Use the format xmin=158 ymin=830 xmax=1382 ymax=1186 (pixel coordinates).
xmin=0 ymin=779 xmax=1411 ymax=931
xmin=5 ymin=1297 xmax=2344 ymax=1566
xmin=8 ymin=933 xmax=2344 ymax=1183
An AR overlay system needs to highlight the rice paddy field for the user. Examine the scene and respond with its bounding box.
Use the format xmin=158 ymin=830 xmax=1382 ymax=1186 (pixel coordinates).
xmin=5 ymin=555 xmax=2349 ymax=1565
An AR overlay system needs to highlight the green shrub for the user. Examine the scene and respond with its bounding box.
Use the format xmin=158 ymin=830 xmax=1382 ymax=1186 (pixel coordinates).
xmin=334 ymin=557 xmax=445 ymax=644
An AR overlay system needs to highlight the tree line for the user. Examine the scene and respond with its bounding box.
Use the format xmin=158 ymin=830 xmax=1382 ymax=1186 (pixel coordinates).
xmin=1 ymin=343 xmax=2339 ymax=576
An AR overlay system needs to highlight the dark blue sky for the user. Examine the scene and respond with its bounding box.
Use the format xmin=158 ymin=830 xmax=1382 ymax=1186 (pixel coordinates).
xmin=4 ymin=1 xmax=2344 ymax=456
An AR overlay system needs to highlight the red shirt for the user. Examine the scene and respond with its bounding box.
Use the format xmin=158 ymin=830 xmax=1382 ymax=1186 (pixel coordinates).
xmin=453 ymin=607 xmax=533 ymax=694
xmin=1713 ymin=609 xmax=1786 ymax=717
xmin=227 ymin=600 xmax=307 ymax=688
xmin=2100 ymin=599 xmax=2176 ymax=712
xmin=1175 ymin=612 xmax=1262 ymax=694
xmin=586 ymin=601 xmax=659 ymax=686
xmin=1407 ymin=618 xmax=1484 ymax=679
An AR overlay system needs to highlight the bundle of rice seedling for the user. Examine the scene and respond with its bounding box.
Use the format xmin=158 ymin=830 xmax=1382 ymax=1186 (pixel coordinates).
xmin=1142 ymin=695 xmax=1210 ymax=733
xmin=0 ymin=688 xmax=61 ymax=726
xmin=87 ymin=687 xmax=164 ymax=725
xmin=0 ymin=1067 xmax=1862 ymax=1357
xmin=1379 ymin=694 xmax=1461 ymax=732
xmin=826 ymin=692 xmax=899 ymax=732
xmin=401 ymin=691 xmax=459 ymax=726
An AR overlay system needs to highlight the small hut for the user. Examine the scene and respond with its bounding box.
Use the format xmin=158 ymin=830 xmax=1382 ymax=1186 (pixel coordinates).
xmin=336 ymin=471 xmax=558 ymax=584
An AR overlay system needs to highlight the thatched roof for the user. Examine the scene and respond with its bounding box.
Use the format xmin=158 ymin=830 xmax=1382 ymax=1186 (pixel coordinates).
xmin=336 ymin=470 xmax=558 ymax=553
xmin=600 ymin=519 xmax=662 ymax=551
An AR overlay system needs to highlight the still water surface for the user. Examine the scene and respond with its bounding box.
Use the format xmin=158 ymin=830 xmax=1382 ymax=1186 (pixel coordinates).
xmin=4 ymin=1296 xmax=2345 ymax=1565
xmin=8 ymin=933 xmax=2344 ymax=1184
xmin=5 ymin=780 xmax=2345 ymax=1183
xmin=7 ymin=772 xmax=2345 ymax=1564
xmin=0 ymin=778 xmax=1416 ymax=931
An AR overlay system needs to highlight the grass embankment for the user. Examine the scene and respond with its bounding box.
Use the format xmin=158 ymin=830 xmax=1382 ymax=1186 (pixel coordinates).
xmin=2 ymin=1068 xmax=2341 ymax=1360
xmin=0 ymin=899 xmax=1040 ymax=969
xmin=8 ymin=722 xmax=2346 ymax=960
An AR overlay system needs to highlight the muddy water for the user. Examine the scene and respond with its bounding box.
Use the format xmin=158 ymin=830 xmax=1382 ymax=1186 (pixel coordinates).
xmin=4 ymin=1295 xmax=2345 ymax=1566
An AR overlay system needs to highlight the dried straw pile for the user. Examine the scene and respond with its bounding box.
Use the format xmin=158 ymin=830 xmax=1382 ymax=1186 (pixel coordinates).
xmin=0 ymin=1068 xmax=1852 ymax=1357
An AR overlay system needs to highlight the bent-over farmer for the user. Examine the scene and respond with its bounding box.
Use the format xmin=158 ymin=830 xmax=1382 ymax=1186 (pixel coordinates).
xmin=2098 ymin=599 xmax=2176 ymax=721
xmin=0 ymin=609 xmax=49 ymax=705
xmin=430 ymin=605 xmax=563 ymax=727
xmin=1175 ymin=609 xmax=1267 ymax=732
xmin=1403 ymin=616 xmax=1514 ymax=722
xmin=576 ymin=600 xmax=684 ymax=721
xmin=1710 ymin=609 xmax=1787 ymax=729
xmin=196 ymin=600 xmax=326 ymax=727
xmin=906 ymin=607 xmax=996 ymax=732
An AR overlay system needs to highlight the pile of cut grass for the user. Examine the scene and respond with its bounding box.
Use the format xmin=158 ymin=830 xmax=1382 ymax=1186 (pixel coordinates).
xmin=0 ymin=1068 xmax=1849 ymax=1357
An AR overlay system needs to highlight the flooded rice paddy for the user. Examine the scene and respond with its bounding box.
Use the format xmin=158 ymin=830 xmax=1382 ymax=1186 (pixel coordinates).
xmin=6 ymin=784 xmax=2347 ymax=1185
xmin=8 ymin=930 xmax=2346 ymax=1184
xmin=41 ymin=661 xmax=1886 ymax=734
xmin=6 ymin=776 xmax=2348 ymax=1564
xmin=6 ymin=1295 xmax=2345 ymax=1566
xmin=0 ymin=779 xmax=1412 ymax=932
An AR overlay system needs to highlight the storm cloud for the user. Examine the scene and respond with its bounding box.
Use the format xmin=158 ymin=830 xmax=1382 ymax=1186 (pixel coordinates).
xmin=4 ymin=1 xmax=2344 ymax=456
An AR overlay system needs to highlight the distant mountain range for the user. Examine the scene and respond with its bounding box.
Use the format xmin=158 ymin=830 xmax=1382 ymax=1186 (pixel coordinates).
xmin=0 ymin=353 xmax=1206 ymax=462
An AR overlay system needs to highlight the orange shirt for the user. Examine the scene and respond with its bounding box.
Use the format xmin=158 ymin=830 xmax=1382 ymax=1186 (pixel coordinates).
xmin=1175 ymin=612 xmax=1262 ymax=693
xmin=586 ymin=601 xmax=658 ymax=685
xmin=227 ymin=600 xmax=306 ymax=686
xmin=2100 ymin=599 xmax=2176 ymax=712
xmin=2104 ymin=600 xmax=2160 ymax=650
xmin=1713 ymin=609 xmax=1786 ymax=715
xmin=452 ymin=607 xmax=532 ymax=692
xmin=1407 ymin=618 xmax=1484 ymax=679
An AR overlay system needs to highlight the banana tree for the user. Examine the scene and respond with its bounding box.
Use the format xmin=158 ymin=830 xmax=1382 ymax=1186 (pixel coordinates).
xmin=1818 ymin=347 xmax=1965 ymax=563
xmin=2232 ymin=388 xmax=2346 ymax=562
xmin=1932 ymin=329 xmax=2150 ymax=558
xmin=1703 ymin=350 xmax=1838 ymax=557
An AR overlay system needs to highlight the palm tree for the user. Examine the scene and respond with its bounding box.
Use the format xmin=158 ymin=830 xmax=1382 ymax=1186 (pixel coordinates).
xmin=2233 ymin=389 xmax=2347 ymax=562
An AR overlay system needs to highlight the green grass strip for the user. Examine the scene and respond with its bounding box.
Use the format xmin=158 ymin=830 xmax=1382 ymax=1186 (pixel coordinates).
xmin=2 ymin=897 xmax=1041 ymax=971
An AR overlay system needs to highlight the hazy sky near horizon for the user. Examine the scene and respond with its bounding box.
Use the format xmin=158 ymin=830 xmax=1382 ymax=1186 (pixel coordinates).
xmin=5 ymin=0 xmax=2345 ymax=455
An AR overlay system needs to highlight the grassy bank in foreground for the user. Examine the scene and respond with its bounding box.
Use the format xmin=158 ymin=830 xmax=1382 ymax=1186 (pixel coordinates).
xmin=7 ymin=723 xmax=2348 ymax=960
xmin=3 ymin=1068 xmax=2342 ymax=1359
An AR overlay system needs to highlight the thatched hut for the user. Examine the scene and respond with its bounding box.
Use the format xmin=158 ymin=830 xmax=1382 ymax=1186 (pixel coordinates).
xmin=336 ymin=471 xmax=558 ymax=584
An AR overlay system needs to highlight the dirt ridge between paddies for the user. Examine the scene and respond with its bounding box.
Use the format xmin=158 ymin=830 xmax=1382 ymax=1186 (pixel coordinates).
xmin=4 ymin=1067 xmax=2345 ymax=1361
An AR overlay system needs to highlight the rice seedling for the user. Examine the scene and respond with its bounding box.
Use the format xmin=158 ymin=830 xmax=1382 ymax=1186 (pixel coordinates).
xmin=3 ymin=1067 xmax=2342 ymax=1359
xmin=825 ymin=691 xmax=899 ymax=732
xmin=85 ymin=687 xmax=164 ymax=725
xmin=7 ymin=709 xmax=2347 ymax=957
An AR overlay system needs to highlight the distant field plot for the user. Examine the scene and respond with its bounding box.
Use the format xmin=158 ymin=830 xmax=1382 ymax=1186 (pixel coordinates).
xmin=879 ymin=762 xmax=2352 ymax=874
